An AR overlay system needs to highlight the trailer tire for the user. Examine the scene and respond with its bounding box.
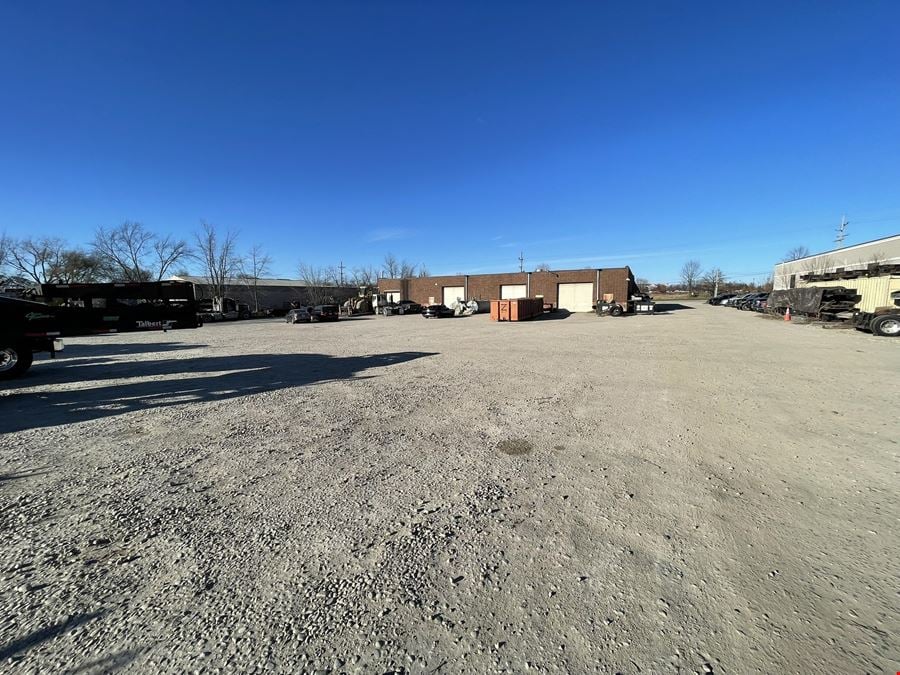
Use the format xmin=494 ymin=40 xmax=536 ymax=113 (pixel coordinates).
xmin=0 ymin=342 xmax=33 ymax=380
xmin=609 ymin=304 xmax=624 ymax=317
xmin=871 ymin=314 xmax=900 ymax=337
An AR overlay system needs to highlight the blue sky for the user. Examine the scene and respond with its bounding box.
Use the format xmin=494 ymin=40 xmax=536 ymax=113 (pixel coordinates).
xmin=1 ymin=1 xmax=899 ymax=283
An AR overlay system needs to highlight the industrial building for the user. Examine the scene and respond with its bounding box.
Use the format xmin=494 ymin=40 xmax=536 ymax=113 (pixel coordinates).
xmin=170 ymin=275 xmax=358 ymax=313
xmin=378 ymin=267 xmax=640 ymax=312
xmin=773 ymin=233 xmax=900 ymax=290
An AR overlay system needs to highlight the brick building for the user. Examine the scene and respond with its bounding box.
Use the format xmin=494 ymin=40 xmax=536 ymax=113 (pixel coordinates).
xmin=378 ymin=267 xmax=639 ymax=312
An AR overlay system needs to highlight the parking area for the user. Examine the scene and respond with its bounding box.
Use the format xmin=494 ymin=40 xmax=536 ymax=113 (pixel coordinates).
xmin=1 ymin=304 xmax=898 ymax=673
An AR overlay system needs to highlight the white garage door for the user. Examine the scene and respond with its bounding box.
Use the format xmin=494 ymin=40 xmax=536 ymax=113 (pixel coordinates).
xmin=557 ymin=282 xmax=594 ymax=312
xmin=385 ymin=291 xmax=401 ymax=303
xmin=500 ymin=284 xmax=527 ymax=299
xmin=442 ymin=286 xmax=465 ymax=306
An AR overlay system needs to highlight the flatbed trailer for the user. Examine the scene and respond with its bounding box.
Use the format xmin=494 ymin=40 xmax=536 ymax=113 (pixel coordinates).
xmin=1 ymin=281 xmax=202 ymax=379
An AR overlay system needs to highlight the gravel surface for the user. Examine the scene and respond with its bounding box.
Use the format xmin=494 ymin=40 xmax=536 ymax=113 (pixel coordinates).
xmin=1 ymin=303 xmax=898 ymax=674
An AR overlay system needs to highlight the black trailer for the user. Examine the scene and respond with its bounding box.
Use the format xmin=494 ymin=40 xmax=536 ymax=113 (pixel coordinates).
xmin=1 ymin=281 xmax=202 ymax=379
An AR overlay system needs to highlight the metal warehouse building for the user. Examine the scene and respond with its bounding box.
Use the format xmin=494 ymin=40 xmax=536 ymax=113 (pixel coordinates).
xmin=773 ymin=233 xmax=900 ymax=290
xmin=378 ymin=267 xmax=639 ymax=312
xmin=170 ymin=275 xmax=357 ymax=312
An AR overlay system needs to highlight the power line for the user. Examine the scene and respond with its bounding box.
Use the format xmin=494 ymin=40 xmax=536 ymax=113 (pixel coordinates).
xmin=834 ymin=215 xmax=848 ymax=246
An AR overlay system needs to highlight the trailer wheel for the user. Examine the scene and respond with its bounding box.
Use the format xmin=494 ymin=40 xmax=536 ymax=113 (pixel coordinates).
xmin=871 ymin=314 xmax=900 ymax=337
xmin=609 ymin=304 xmax=624 ymax=317
xmin=0 ymin=343 xmax=33 ymax=380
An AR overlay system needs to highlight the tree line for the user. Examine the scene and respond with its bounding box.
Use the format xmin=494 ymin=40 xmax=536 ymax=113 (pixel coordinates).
xmin=634 ymin=244 xmax=812 ymax=295
xmin=0 ymin=222 xmax=432 ymax=308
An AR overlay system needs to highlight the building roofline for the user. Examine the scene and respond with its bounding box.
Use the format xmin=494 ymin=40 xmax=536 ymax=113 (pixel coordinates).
xmin=778 ymin=233 xmax=900 ymax=265
xmin=378 ymin=266 xmax=631 ymax=281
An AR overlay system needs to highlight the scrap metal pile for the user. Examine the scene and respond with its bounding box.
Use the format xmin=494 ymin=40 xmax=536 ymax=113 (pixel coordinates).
xmin=450 ymin=299 xmax=484 ymax=316
xmin=767 ymin=287 xmax=861 ymax=320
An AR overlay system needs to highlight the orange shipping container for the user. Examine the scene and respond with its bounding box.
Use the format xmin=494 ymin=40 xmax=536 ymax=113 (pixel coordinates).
xmin=490 ymin=298 xmax=543 ymax=321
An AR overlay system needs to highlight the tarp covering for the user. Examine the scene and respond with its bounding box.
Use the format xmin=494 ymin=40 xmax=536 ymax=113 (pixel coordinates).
xmin=767 ymin=288 xmax=827 ymax=313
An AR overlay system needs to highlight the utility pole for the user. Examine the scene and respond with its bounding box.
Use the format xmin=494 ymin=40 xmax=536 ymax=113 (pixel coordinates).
xmin=518 ymin=251 xmax=524 ymax=273
xmin=835 ymin=215 xmax=848 ymax=246
xmin=338 ymin=260 xmax=345 ymax=285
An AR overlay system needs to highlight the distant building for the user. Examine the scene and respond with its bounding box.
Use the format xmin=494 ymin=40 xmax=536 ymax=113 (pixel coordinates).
xmin=772 ymin=234 xmax=900 ymax=290
xmin=169 ymin=275 xmax=358 ymax=313
xmin=378 ymin=267 xmax=639 ymax=312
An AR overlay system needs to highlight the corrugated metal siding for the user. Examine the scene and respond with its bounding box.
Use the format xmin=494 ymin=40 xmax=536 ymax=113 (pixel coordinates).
xmin=804 ymin=275 xmax=900 ymax=312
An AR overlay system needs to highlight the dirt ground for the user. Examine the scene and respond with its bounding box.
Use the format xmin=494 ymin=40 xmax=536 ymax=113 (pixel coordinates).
xmin=1 ymin=302 xmax=897 ymax=674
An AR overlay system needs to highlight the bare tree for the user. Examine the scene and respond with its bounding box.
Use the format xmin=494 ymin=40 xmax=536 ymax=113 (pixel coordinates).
xmin=298 ymin=262 xmax=336 ymax=306
xmin=7 ymin=237 xmax=67 ymax=285
xmin=94 ymin=221 xmax=190 ymax=281
xmin=351 ymin=265 xmax=378 ymax=286
xmin=701 ymin=267 xmax=725 ymax=295
xmin=680 ymin=260 xmax=702 ymax=296
xmin=634 ymin=276 xmax=650 ymax=291
xmin=195 ymin=222 xmax=240 ymax=301
xmin=784 ymin=246 xmax=810 ymax=262
xmin=93 ymin=222 xmax=154 ymax=281
xmin=237 ymin=244 xmax=273 ymax=312
xmin=383 ymin=253 xmax=400 ymax=278
xmin=55 ymin=250 xmax=107 ymax=283
xmin=534 ymin=262 xmax=550 ymax=272
xmin=399 ymin=260 xmax=417 ymax=278
xmin=417 ymin=264 xmax=430 ymax=278
xmin=0 ymin=233 xmax=10 ymax=282
xmin=152 ymin=234 xmax=192 ymax=281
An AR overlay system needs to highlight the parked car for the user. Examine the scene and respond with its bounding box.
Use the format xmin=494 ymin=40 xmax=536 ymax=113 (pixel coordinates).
xmin=311 ymin=304 xmax=339 ymax=322
xmin=396 ymin=300 xmax=422 ymax=315
xmin=709 ymin=293 xmax=736 ymax=305
xmin=422 ymin=304 xmax=454 ymax=318
xmin=381 ymin=300 xmax=423 ymax=316
xmin=726 ymin=293 xmax=754 ymax=308
xmin=285 ymin=307 xmax=313 ymax=323
xmin=751 ymin=294 xmax=769 ymax=312
xmin=734 ymin=293 xmax=762 ymax=310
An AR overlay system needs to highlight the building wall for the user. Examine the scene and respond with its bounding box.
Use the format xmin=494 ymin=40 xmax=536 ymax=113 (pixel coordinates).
xmin=190 ymin=282 xmax=357 ymax=310
xmin=378 ymin=267 xmax=637 ymax=309
xmin=773 ymin=235 xmax=900 ymax=290
xmin=803 ymin=275 xmax=900 ymax=313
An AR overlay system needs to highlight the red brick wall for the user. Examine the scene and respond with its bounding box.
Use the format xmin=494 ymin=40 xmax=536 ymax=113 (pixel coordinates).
xmin=378 ymin=267 xmax=636 ymax=307
xmin=466 ymin=273 xmax=528 ymax=301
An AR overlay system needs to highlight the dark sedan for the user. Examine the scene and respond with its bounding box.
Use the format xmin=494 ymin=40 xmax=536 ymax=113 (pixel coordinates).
xmin=311 ymin=304 xmax=340 ymax=322
xmin=396 ymin=300 xmax=422 ymax=314
xmin=422 ymin=304 xmax=454 ymax=318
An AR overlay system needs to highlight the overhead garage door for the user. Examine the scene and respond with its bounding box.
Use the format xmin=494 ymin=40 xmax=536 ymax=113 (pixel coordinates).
xmin=557 ymin=282 xmax=594 ymax=312
xmin=500 ymin=284 xmax=527 ymax=299
xmin=385 ymin=290 xmax=401 ymax=303
xmin=443 ymin=286 xmax=465 ymax=306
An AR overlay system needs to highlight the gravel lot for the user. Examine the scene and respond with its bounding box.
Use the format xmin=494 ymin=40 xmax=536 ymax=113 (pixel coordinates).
xmin=1 ymin=303 xmax=898 ymax=674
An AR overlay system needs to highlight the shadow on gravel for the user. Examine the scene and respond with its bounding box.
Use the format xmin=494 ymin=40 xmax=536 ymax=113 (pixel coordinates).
xmin=69 ymin=648 xmax=142 ymax=673
xmin=1 ymin=351 xmax=437 ymax=432
xmin=652 ymin=303 xmax=695 ymax=314
xmin=531 ymin=310 xmax=572 ymax=321
xmin=0 ymin=467 xmax=51 ymax=482
xmin=46 ymin=341 xmax=206 ymax=359
xmin=0 ymin=611 xmax=105 ymax=661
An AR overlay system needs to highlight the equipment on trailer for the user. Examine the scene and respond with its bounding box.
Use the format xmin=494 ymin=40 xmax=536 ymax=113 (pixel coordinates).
xmin=595 ymin=294 xmax=655 ymax=317
xmin=197 ymin=296 xmax=251 ymax=321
